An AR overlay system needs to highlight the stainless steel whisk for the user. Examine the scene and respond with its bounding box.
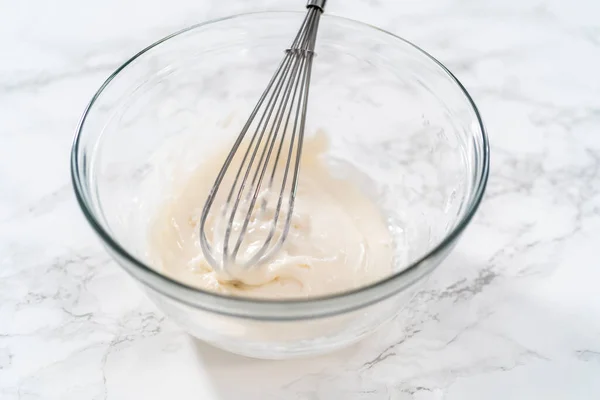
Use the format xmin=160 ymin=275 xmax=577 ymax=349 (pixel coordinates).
xmin=199 ymin=0 xmax=326 ymax=274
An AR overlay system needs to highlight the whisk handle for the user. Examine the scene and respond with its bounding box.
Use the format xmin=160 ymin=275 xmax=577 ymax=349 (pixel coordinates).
xmin=306 ymin=0 xmax=326 ymax=11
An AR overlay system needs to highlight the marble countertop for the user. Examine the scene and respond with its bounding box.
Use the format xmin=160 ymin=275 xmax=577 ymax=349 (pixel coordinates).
xmin=2 ymin=0 xmax=600 ymax=398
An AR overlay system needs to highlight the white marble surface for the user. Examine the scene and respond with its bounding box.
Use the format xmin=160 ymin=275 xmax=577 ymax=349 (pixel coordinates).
xmin=2 ymin=0 xmax=600 ymax=398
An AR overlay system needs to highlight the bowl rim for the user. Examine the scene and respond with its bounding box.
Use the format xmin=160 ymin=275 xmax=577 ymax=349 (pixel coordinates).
xmin=71 ymin=11 xmax=490 ymax=320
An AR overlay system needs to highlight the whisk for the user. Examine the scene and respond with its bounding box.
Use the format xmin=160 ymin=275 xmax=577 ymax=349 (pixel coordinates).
xmin=199 ymin=0 xmax=327 ymax=275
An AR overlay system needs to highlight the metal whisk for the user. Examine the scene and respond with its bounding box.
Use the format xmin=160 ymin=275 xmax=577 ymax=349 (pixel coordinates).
xmin=199 ymin=0 xmax=326 ymax=275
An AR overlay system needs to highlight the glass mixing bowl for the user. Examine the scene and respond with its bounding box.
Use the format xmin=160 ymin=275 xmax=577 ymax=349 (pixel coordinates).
xmin=71 ymin=11 xmax=489 ymax=359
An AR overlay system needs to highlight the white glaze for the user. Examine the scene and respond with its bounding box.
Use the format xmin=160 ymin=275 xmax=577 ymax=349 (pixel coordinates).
xmin=148 ymin=133 xmax=393 ymax=297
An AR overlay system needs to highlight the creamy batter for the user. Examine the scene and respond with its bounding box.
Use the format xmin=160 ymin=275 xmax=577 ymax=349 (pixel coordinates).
xmin=148 ymin=132 xmax=393 ymax=299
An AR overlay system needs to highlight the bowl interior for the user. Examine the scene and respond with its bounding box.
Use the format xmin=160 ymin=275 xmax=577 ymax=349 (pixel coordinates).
xmin=78 ymin=12 xmax=485 ymax=289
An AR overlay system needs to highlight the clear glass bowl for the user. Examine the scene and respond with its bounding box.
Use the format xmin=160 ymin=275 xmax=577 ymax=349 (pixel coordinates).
xmin=71 ymin=11 xmax=489 ymax=359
